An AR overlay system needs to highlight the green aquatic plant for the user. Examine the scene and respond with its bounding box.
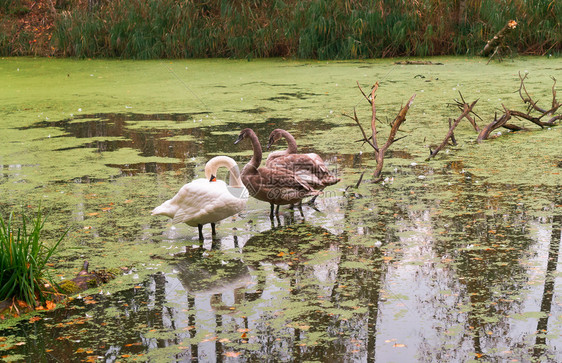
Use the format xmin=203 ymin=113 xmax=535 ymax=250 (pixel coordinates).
xmin=0 ymin=208 xmax=67 ymax=308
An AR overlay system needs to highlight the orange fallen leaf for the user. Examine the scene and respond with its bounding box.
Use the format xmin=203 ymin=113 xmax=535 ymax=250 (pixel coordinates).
xmin=29 ymin=316 xmax=41 ymax=323
xmin=125 ymin=342 xmax=142 ymax=346
xmin=224 ymin=352 xmax=241 ymax=357
xmin=277 ymin=252 xmax=285 ymax=257
xmin=393 ymin=343 xmax=406 ymax=348
xmin=46 ymin=301 xmax=56 ymax=310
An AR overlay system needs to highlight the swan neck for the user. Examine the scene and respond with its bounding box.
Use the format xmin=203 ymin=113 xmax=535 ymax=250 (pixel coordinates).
xmin=227 ymin=164 xmax=243 ymax=187
xmin=247 ymin=131 xmax=263 ymax=169
xmin=281 ymin=130 xmax=298 ymax=154
xmin=204 ymin=156 xmax=243 ymax=187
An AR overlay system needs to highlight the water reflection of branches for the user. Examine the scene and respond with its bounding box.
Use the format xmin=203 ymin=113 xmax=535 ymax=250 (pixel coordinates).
xmin=532 ymin=207 xmax=561 ymax=360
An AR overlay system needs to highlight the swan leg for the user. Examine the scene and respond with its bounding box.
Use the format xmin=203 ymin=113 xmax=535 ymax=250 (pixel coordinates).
xmin=270 ymin=203 xmax=275 ymax=218
xmin=275 ymin=204 xmax=280 ymax=215
xmin=211 ymin=223 xmax=216 ymax=235
xmin=197 ymin=224 xmax=204 ymax=240
xmin=307 ymin=195 xmax=318 ymax=205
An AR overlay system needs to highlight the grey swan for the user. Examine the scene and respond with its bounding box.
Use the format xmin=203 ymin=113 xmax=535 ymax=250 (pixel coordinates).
xmin=266 ymin=128 xmax=340 ymax=202
xmin=234 ymin=128 xmax=320 ymax=217
xmin=152 ymin=156 xmax=248 ymax=240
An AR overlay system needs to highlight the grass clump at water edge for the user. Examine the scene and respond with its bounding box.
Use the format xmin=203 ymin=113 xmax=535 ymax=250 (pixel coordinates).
xmin=0 ymin=207 xmax=67 ymax=310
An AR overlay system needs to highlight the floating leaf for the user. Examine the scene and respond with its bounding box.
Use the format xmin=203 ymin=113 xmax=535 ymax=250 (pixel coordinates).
xmin=225 ymin=352 xmax=241 ymax=357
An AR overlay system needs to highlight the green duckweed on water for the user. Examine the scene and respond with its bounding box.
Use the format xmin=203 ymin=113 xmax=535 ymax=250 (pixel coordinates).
xmin=0 ymin=56 xmax=561 ymax=361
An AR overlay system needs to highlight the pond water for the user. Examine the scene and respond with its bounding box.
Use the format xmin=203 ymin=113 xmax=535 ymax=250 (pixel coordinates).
xmin=0 ymin=57 xmax=561 ymax=362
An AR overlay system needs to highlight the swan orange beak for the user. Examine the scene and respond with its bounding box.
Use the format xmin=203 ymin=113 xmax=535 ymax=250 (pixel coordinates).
xmin=209 ymin=175 xmax=216 ymax=182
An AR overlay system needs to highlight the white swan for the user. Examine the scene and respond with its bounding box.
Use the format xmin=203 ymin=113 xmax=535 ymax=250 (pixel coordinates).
xmin=151 ymin=156 xmax=248 ymax=239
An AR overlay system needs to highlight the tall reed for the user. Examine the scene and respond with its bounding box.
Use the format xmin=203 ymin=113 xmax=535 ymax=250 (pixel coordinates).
xmin=4 ymin=0 xmax=562 ymax=58
xmin=0 ymin=208 xmax=66 ymax=308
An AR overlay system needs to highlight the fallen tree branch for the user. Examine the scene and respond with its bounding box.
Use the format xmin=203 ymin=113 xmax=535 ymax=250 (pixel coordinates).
xmin=428 ymin=74 xmax=560 ymax=157
xmin=427 ymin=99 xmax=478 ymax=160
xmin=477 ymin=106 xmax=512 ymax=142
xmin=480 ymin=20 xmax=518 ymax=58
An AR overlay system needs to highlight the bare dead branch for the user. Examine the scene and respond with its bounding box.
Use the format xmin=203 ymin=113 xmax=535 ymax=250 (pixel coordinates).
xmin=518 ymin=71 xmax=549 ymax=114
xmin=426 ymin=100 xmax=478 ymax=160
xmin=370 ymin=83 xmax=380 ymax=150
xmin=477 ymin=105 xmax=512 ymax=142
xmin=356 ymin=81 xmax=373 ymax=105
xmin=343 ymin=109 xmax=377 ymax=150
xmin=349 ymin=82 xmax=415 ymax=183
xmin=448 ymin=118 xmax=457 ymax=145
xmin=550 ymin=77 xmax=560 ymax=108
xmin=480 ymin=20 xmax=518 ymax=58
xmin=372 ymin=94 xmax=416 ymax=179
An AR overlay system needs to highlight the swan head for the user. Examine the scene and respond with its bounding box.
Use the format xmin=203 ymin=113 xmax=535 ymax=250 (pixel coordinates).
xmin=234 ymin=128 xmax=254 ymax=145
xmin=267 ymin=129 xmax=285 ymax=150
xmin=209 ymin=174 xmax=216 ymax=182
xmin=151 ymin=199 xmax=176 ymax=218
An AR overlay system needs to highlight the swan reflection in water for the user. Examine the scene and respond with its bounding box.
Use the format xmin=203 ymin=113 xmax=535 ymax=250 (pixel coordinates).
xmin=156 ymin=222 xmax=343 ymax=360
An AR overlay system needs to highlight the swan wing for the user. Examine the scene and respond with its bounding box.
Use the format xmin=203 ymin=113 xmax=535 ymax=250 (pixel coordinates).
xmin=172 ymin=180 xmax=246 ymax=225
xmin=265 ymin=153 xmax=339 ymax=188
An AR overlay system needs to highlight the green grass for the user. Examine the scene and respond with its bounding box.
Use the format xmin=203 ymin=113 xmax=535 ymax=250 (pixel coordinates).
xmin=0 ymin=208 xmax=67 ymax=308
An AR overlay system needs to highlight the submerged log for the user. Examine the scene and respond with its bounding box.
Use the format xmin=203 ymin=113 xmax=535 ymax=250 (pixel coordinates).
xmin=394 ymin=60 xmax=444 ymax=65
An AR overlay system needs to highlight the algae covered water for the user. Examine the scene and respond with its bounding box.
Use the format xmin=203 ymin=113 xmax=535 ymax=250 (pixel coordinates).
xmin=0 ymin=57 xmax=561 ymax=361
